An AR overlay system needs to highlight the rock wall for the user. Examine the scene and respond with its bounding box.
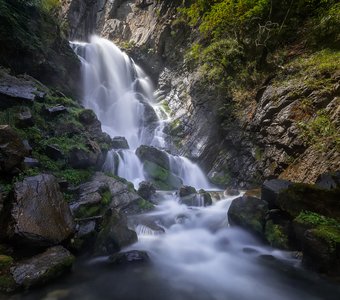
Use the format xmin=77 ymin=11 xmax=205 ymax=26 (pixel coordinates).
xmin=62 ymin=0 xmax=340 ymax=187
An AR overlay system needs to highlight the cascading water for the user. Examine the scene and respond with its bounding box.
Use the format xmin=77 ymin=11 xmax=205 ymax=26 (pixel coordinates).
xmin=71 ymin=36 xmax=213 ymax=189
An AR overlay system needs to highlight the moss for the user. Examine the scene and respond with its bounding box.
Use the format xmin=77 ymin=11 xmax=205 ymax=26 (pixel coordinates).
xmin=138 ymin=199 xmax=154 ymax=211
xmin=100 ymin=189 xmax=112 ymax=206
xmin=0 ymin=274 xmax=16 ymax=292
xmin=210 ymin=170 xmax=231 ymax=187
xmin=42 ymin=135 xmax=89 ymax=154
xmin=77 ymin=205 xmax=101 ymax=219
xmin=295 ymin=211 xmax=339 ymax=227
xmin=0 ymin=255 xmax=13 ymax=269
xmin=265 ymin=221 xmax=289 ymax=249
xmin=56 ymin=168 xmax=93 ymax=186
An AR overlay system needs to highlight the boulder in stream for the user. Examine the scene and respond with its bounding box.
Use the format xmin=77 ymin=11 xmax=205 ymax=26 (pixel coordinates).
xmin=108 ymin=250 xmax=149 ymax=266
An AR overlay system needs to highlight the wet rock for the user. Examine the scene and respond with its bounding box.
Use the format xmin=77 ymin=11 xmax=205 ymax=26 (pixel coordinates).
xmin=23 ymin=157 xmax=40 ymax=168
xmin=71 ymin=219 xmax=97 ymax=252
xmin=244 ymin=188 xmax=261 ymax=198
xmin=136 ymin=145 xmax=170 ymax=170
xmin=68 ymin=140 xmax=103 ymax=169
xmin=0 ymin=254 xmax=15 ymax=292
xmin=6 ymin=174 xmax=75 ymax=246
xmin=143 ymin=160 xmax=182 ymax=190
xmin=44 ymin=105 xmax=67 ymax=116
xmin=302 ymin=228 xmax=340 ymax=275
xmin=0 ymin=125 xmax=28 ymax=173
xmin=78 ymin=109 xmax=97 ymax=125
xmin=315 ymin=171 xmax=340 ymax=190
xmin=199 ymin=189 xmax=213 ymax=206
xmin=262 ymin=179 xmax=292 ymax=208
xmin=45 ymin=145 xmax=64 ymax=160
xmin=10 ymin=246 xmax=74 ymax=289
xmin=70 ymin=172 xmax=140 ymax=218
xmin=264 ymin=220 xmax=290 ymax=250
xmin=137 ymin=181 xmax=156 ymax=200
xmin=95 ymin=210 xmax=137 ymax=255
xmin=112 ymin=136 xmax=129 ymax=149
xmin=179 ymin=185 xmax=196 ymax=197
xmin=224 ymin=187 xmax=240 ymax=196
xmin=108 ymin=250 xmax=149 ymax=266
xmin=228 ymin=195 xmax=268 ymax=238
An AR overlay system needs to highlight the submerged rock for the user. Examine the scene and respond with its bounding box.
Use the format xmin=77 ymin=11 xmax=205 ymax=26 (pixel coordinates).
xmin=6 ymin=174 xmax=75 ymax=246
xmin=0 ymin=125 xmax=28 ymax=173
xmin=108 ymin=250 xmax=149 ymax=266
xmin=10 ymin=246 xmax=74 ymax=289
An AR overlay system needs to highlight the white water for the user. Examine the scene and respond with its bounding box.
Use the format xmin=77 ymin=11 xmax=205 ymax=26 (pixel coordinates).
xmin=71 ymin=36 xmax=213 ymax=189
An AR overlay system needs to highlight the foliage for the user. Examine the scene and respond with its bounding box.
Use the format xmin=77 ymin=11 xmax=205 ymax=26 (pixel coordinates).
xmin=56 ymin=169 xmax=93 ymax=186
xmin=296 ymin=211 xmax=339 ymax=227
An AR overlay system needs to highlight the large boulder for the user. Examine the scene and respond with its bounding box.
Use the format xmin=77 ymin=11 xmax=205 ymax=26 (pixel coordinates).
xmin=70 ymin=172 xmax=141 ymax=218
xmin=277 ymin=183 xmax=340 ymax=219
xmin=228 ymin=195 xmax=269 ymax=238
xmin=68 ymin=140 xmax=104 ymax=169
xmin=0 ymin=125 xmax=28 ymax=173
xmin=95 ymin=210 xmax=137 ymax=255
xmin=178 ymin=185 xmax=196 ymax=197
xmin=136 ymin=145 xmax=170 ymax=170
xmin=315 ymin=171 xmax=340 ymax=190
xmin=10 ymin=246 xmax=74 ymax=289
xmin=261 ymin=179 xmax=292 ymax=208
xmin=112 ymin=137 xmax=129 ymax=149
xmin=6 ymin=174 xmax=75 ymax=246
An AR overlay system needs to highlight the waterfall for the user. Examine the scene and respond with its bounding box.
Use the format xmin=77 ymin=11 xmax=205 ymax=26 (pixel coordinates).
xmin=71 ymin=36 xmax=212 ymax=190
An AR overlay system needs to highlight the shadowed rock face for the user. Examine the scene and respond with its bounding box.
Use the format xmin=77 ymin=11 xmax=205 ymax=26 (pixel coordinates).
xmin=6 ymin=174 xmax=75 ymax=246
xmin=10 ymin=246 xmax=74 ymax=289
xmin=0 ymin=125 xmax=28 ymax=174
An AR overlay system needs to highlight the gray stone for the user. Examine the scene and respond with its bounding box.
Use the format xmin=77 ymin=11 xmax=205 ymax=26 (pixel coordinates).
xmin=112 ymin=136 xmax=129 ymax=149
xmin=6 ymin=174 xmax=75 ymax=246
xmin=10 ymin=246 xmax=74 ymax=289
xmin=108 ymin=250 xmax=149 ymax=266
xmin=261 ymin=179 xmax=292 ymax=208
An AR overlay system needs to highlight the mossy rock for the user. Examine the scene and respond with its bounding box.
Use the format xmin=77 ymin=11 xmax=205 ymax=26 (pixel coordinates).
xmin=265 ymin=221 xmax=290 ymax=250
xmin=143 ymin=160 xmax=182 ymax=190
xmin=0 ymin=255 xmax=13 ymax=269
xmin=0 ymin=274 xmax=16 ymax=292
xmin=277 ymin=183 xmax=340 ymax=219
xmin=228 ymin=195 xmax=268 ymax=238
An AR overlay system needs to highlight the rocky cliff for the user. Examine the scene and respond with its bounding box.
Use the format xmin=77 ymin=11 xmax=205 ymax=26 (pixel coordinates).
xmin=62 ymin=0 xmax=339 ymax=188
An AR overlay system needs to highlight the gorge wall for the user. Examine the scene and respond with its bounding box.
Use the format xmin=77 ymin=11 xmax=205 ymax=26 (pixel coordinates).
xmin=62 ymin=0 xmax=340 ymax=188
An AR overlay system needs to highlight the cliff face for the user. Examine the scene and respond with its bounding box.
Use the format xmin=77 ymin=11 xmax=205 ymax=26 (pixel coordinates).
xmin=62 ymin=0 xmax=340 ymax=187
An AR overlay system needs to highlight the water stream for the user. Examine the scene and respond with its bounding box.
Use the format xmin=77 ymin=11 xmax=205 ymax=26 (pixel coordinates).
xmin=21 ymin=36 xmax=337 ymax=300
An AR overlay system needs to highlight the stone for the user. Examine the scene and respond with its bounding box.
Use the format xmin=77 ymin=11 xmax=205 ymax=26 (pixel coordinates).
xmin=0 ymin=125 xmax=28 ymax=173
xmin=301 ymin=228 xmax=340 ymax=275
xmin=228 ymin=195 xmax=268 ymax=238
xmin=143 ymin=160 xmax=182 ymax=190
xmin=70 ymin=172 xmax=140 ymax=217
xmin=137 ymin=181 xmax=156 ymax=200
xmin=44 ymin=105 xmax=67 ymax=116
xmin=0 ymin=71 xmax=44 ymax=109
xmin=95 ymin=210 xmax=137 ymax=255
xmin=261 ymin=179 xmax=292 ymax=208
xmin=178 ymin=185 xmax=196 ymax=197
xmin=199 ymin=189 xmax=213 ymax=206
xmin=108 ymin=250 xmax=149 ymax=266
xmin=78 ymin=109 xmax=97 ymax=125
xmin=16 ymin=108 xmax=34 ymax=128
xmin=6 ymin=174 xmax=75 ymax=246
xmin=111 ymin=136 xmax=129 ymax=149
xmin=45 ymin=145 xmax=64 ymax=160
xmin=277 ymin=183 xmax=340 ymax=219
xmin=136 ymin=145 xmax=170 ymax=170
xmin=315 ymin=171 xmax=340 ymax=190
xmin=23 ymin=157 xmax=40 ymax=168
xmin=224 ymin=187 xmax=240 ymax=196
xmin=10 ymin=246 xmax=74 ymax=289
xmin=68 ymin=140 xmax=103 ymax=169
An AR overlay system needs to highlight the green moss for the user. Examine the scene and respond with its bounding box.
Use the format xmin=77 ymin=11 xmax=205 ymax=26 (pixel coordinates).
xmin=42 ymin=135 xmax=89 ymax=154
xmin=265 ymin=221 xmax=289 ymax=249
xmin=56 ymin=168 xmax=93 ymax=186
xmin=295 ymin=211 xmax=339 ymax=227
xmin=138 ymin=199 xmax=154 ymax=211
xmin=312 ymin=226 xmax=340 ymax=244
xmin=77 ymin=205 xmax=101 ymax=219
xmin=0 ymin=255 xmax=13 ymax=268
xmin=100 ymin=189 xmax=112 ymax=206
